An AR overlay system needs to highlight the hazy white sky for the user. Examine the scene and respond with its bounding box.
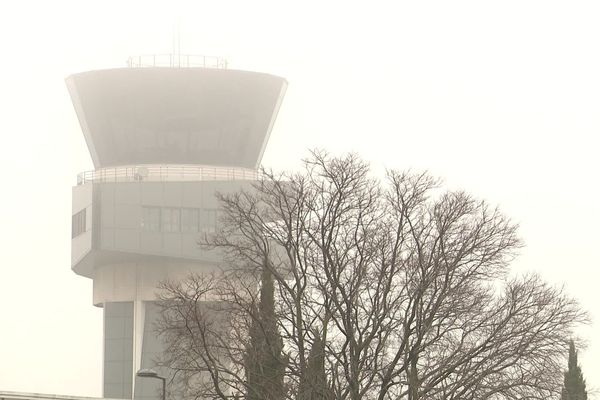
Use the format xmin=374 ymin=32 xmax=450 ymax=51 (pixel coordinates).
xmin=0 ymin=0 xmax=598 ymax=396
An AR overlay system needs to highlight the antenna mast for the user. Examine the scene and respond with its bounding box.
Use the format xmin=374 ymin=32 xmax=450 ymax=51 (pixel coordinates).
xmin=172 ymin=19 xmax=181 ymax=67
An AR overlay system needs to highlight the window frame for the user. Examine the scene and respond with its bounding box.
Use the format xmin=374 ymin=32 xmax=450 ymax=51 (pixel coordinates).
xmin=71 ymin=208 xmax=87 ymax=238
xmin=141 ymin=206 xmax=161 ymax=232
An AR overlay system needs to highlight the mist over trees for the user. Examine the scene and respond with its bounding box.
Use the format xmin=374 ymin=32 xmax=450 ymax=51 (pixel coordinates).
xmin=156 ymin=152 xmax=587 ymax=400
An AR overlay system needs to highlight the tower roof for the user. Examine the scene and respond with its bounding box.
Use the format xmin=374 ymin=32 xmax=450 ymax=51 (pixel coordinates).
xmin=66 ymin=67 xmax=287 ymax=169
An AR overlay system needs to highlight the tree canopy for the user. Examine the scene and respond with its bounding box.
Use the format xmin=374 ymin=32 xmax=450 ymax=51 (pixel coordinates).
xmin=157 ymin=151 xmax=587 ymax=400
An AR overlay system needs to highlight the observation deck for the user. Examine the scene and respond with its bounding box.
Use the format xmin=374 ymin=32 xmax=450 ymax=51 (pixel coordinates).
xmin=76 ymin=164 xmax=259 ymax=185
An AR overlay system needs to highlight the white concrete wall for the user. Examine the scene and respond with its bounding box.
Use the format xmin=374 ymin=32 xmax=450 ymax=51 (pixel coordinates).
xmin=92 ymin=261 xmax=220 ymax=306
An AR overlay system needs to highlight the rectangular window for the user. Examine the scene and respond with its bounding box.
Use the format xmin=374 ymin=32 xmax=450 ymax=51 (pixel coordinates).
xmin=141 ymin=207 xmax=161 ymax=231
xmin=200 ymin=209 xmax=217 ymax=233
xmin=181 ymin=208 xmax=199 ymax=233
xmin=71 ymin=208 xmax=87 ymax=238
xmin=162 ymin=207 xmax=181 ymax=233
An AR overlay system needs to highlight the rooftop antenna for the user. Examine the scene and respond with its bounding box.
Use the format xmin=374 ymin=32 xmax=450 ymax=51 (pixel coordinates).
xmin=173 ymin=19 xmax=181 ymax=67
xmin=126 ymin=18 xmax=228 ymax=69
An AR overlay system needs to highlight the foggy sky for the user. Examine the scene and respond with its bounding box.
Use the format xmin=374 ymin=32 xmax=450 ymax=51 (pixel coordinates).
xmin=0 ymin=0 xmax=598 ymax=397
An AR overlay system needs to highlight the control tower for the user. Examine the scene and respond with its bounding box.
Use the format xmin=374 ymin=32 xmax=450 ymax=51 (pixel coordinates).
xmin=67 ymin=55 xmax=287 ymax=400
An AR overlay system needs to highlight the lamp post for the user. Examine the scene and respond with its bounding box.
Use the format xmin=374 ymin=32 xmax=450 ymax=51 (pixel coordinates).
xmin=136 ymin=368 xmax=166 ymax=400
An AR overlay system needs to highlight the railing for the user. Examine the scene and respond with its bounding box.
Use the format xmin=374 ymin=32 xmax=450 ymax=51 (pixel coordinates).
xmin=0 ymin=392 xmax=117 ymax=400
xmin=77 ymin=165 xmax=258 ymax=185
xmin=126 ymin=54 xmax=228 ymax=69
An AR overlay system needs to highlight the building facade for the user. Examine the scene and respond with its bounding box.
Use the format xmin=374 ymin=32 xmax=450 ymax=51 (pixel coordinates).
xmin=67 ymin=56 xmax=287 ymax=399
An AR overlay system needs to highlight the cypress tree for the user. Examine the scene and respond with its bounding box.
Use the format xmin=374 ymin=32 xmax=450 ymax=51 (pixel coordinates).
xmin=245 ymin=265 xmax=287 ymax=400
xmin=561 ymin=340 xmax=587 ymax=400
xmin=298 ymin=332 xmax=331 ymax=400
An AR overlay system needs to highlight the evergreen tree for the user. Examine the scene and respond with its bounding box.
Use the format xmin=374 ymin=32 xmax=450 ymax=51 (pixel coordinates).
xmin=561 ymin=340 xmax=587 ymax=400
xmin=298 ymin=332 xmax=331 ymax=400
xmin=244 ymin=265 xmax=287 ymax=400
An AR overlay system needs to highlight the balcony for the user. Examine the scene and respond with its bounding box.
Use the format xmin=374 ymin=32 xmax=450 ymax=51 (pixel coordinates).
xmin=77 ymin=165 xmax=258 ymax=185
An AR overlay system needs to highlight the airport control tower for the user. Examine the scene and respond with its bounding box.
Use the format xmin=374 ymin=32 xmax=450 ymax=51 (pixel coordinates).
xmin=67 ymin=55 xmax=287 ymax=400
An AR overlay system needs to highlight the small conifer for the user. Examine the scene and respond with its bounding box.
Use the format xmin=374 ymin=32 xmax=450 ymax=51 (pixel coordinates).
xmin=245 ymin=266 xmax=287 ymax=400
xmin=561 ymin=340 xmax=587 ymax=400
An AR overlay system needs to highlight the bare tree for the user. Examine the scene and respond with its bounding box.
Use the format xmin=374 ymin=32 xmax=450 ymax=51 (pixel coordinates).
xmin=157 ymin=151 xmax=587 ymax=400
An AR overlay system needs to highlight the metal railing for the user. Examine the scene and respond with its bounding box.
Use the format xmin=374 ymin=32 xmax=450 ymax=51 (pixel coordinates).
xmin=77 ymin=165 xmax=258 ymax=185
xmin=0 ymin=392 xmax=119 ymax=400
xmin=126 ymin=54 xmax=228 ymax=69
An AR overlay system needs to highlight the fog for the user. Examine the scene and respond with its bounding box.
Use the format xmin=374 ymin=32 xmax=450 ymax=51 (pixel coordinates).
xmin=0 ymin=0 xmax=598 ymax=397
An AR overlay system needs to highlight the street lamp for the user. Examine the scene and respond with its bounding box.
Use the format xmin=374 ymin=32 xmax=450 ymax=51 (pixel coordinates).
xmin=136 ymin=368 xmax=166 ymax=400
